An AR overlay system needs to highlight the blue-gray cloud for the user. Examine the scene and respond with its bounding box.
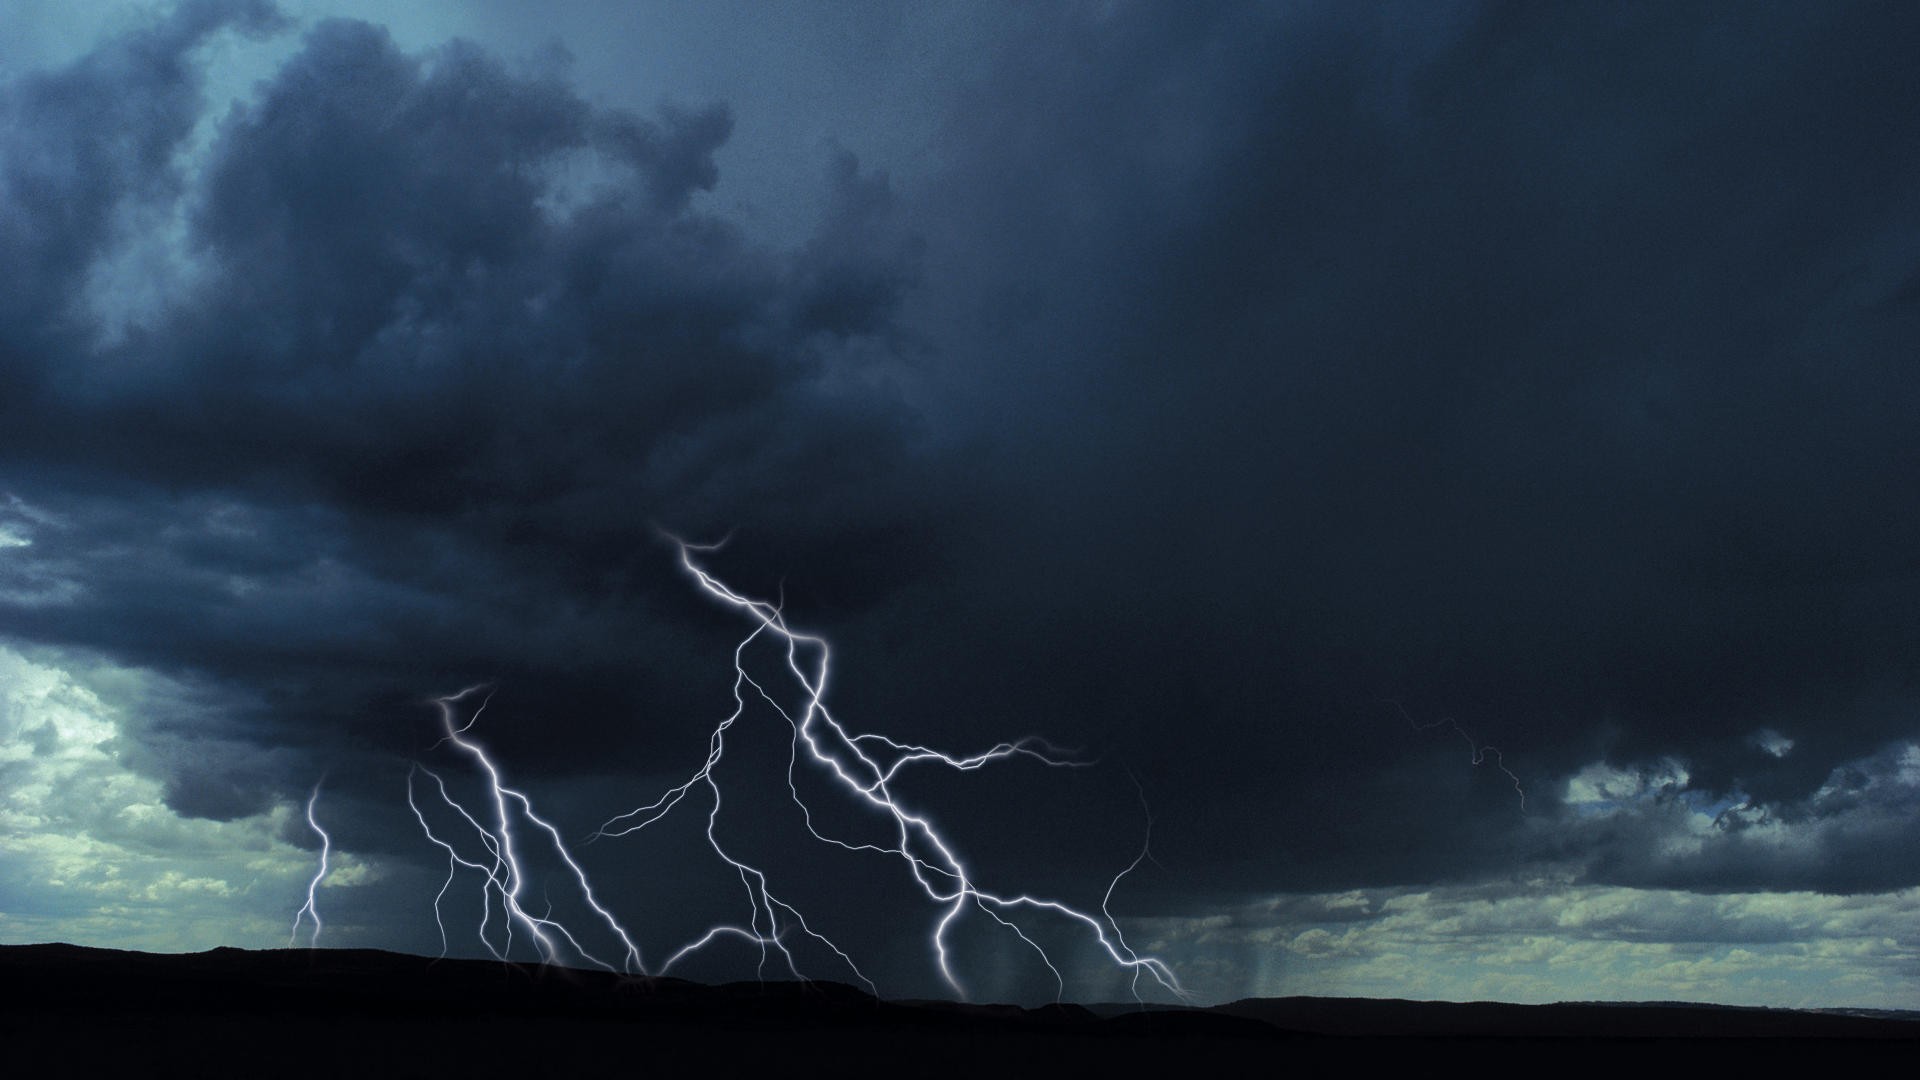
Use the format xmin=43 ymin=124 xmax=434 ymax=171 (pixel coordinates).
xmin=3 ymin=0 xmax=1919 ymax=953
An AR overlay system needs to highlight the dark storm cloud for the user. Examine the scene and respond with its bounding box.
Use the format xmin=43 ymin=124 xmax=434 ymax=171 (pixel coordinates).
xmin=1555 ymin=741 xmax=1920 ymax=895
xmin=31 ymin=15 xmax=925 ymax=523
xmin=0 ymin=2 xmax=940 ymax=820
xmin=4 ymin=0 xmax=1920 ymax=918
xmin=0 ymin=0 xmax=283 ymax=340
xmin=845 ymin=0 xmax=1920 ymax=897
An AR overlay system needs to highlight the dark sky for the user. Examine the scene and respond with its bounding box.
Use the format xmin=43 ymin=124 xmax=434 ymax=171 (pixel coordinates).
xmin=3 ymin=0 xmax=1919 ymax=1007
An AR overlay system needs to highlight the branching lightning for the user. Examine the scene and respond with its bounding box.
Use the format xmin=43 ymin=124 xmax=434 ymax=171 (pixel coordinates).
xmin=401 ymin=535 xmax=1185 ymax=1002
xmin=290 ymin=783 xmax=329 ymax=948
xmin=1391 ymin=700 xmax=1528 ymax=811
xmin=405 ymin=687 xmax=646 ymax=974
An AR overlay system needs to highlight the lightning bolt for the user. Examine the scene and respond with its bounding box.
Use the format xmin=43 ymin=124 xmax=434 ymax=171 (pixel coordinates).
xmin=1391 ymin=700 xmax=1528 ymax=811
xmin=290 ymin=783 xmax=329 ymax=947
xmin=405 ymin=687 xmax=646 ymax=973
xmin=593 ymin=534 xmax=1184 ymax=1002
xmin=405 ymin=535 xmax=1184 ymax=1003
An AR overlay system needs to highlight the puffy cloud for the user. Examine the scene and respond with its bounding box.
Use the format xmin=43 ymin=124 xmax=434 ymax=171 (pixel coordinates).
xmin=3 ymin=0 xmax=1920 ymax=998
xmin=1137 ymin=880 xmax=1920 ymax=1008
xmin=0 ymin=641 xmax=370 ymax=951
xmin=1563 ymin=758 xmax=1692 ymax=811
xmin=0 ymin=3 xmax=941 ymax=822
xmin=1543 ymin=739 xmax=1920 ymax=894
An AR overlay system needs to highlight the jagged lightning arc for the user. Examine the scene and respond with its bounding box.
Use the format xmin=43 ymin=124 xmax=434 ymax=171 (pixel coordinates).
xmin=1390 ymin=700 xmax=1528 ymax=811
xmin=403 ymin=535 xmax=1184 ymax=1002
xmin=406 ymin=688 xmax=645 ymax=973
xmin=290 ymin=783 xmax=330 ymax=947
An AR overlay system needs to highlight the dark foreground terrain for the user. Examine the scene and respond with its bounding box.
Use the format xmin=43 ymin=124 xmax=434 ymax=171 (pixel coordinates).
xmin=2 ymin=944 xmax=1913 ymax=1074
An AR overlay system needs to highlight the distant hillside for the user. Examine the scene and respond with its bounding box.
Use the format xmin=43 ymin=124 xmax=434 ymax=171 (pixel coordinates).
xmin=0 ymin=944 xmax=1911 ymax=1074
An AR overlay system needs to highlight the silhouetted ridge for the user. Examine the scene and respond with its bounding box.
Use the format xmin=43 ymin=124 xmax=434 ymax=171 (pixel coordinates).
xmin=1 ymin=945 xmax=1912 ymax=1075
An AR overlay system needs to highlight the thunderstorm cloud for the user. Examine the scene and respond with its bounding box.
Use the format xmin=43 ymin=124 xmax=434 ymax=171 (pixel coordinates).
xmin=3 ymin=0 xmax=1920 ymax=1006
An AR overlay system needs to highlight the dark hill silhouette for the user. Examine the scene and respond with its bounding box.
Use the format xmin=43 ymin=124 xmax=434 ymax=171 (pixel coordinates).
xmin=1 ymin=944 xmax=1912 ymax=1074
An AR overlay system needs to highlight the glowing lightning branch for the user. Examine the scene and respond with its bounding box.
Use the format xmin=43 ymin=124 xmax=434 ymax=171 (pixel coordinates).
xmin=1391 ymin=700 xmax=1528 ymax=811
xmin=588 ymin=534 xmax=1185 ymax=1002
xmin=403 ymin=538 xmax=1184 ymax=1002
xmin=290 ymin=783 xmax=329 ymax=948
xmin=406 ymin=687 xmax=646 ymax=973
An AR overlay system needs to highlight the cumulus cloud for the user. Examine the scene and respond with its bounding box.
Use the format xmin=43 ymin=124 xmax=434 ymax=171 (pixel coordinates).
xmin=4 ymin=0 xmax=1920 ymax=1000
xmin=1563 ymin=758 xmax=1693 ymax=811
xmin=1552 ymin=739 xmax=1920 ymax=894
xmin=1137 ymin=879 xmax=1920 ymax=1008
xmin=0 ymin=642 xmax=360 ymax=950
xmin=0 ymin=2 xmax=942 ymax=823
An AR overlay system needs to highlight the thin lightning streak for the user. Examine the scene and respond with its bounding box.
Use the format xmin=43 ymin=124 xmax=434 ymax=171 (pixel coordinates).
xmin=290 ymin=783 xmax=329 ymax=948
xmin=431 ymin=685 xmax=496 ymax=748
xmin=407 ymin=765 xmax=503 ymax=960
xmin=587 ymin=533 xmax=1185 ymax=1002
xmin=1102 ymin=773 xmax=1161 ymax=1002
xmin=1391 ymin=700 xmax=1528 ymax=811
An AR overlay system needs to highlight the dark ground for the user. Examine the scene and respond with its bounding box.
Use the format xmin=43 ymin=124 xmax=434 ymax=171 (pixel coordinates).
xmin=2 ymin=944 xmax=1913 ymax=1074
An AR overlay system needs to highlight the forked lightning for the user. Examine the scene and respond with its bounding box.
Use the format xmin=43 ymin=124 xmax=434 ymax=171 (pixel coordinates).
xmin=290 ymin=784 xmax=329 ymax=947
xmin=389 ymin=535 xmax=1183 ymax=1001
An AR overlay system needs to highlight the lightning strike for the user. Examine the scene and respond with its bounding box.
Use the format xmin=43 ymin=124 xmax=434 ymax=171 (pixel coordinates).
xmin=406 ymin=687 xmax=646 ymax=974
xmin=290 ymin=783 xmax=329 ymax=948
xmin=592 ymin=534 xmax=1184 ymax=1001
xmin=405 ymin=536 xmax=1184 ymax=1003
xmin=1391 ymin=700 xmax=1528 ymax=811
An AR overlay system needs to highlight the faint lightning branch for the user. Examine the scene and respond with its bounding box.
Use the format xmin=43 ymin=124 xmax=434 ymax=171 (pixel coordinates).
xmin=1390 ymin=699 xmax=1528 ymax=811
xmin=406 ymin=765 xmax=504 ymax=960
xmin=584 ymin=532 xmax=1185 ymax=1002
xmin=290 ymin=782 xmax=329 ymax=948
xmin=431 ymin=684 xmax=496 ymax=747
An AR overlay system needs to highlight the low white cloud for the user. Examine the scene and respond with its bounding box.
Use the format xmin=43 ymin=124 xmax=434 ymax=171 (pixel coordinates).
xmin=1538 ymin=738 xmax=1920 ymax=894
xmin=0 ymin=642 xmax=370 ymax=951
xmin=1132 ymin=879 xmax=1920 ymax=1009
xmin=1562 ymin=757 xmax=1690 ymax=811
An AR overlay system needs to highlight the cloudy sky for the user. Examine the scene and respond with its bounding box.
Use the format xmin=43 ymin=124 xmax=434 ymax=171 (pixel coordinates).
xmin=3 ymin=0 xmax=1919 ymax=1008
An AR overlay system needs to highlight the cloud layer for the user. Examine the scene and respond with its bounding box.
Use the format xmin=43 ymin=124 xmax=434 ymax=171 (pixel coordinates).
xmin=4 ymin=0 xmax=1920 ymax=1004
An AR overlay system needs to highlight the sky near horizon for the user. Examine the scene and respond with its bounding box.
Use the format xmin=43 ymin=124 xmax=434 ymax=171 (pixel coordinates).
xmin=3 ymin=0 xmax=1920 ymax=1008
